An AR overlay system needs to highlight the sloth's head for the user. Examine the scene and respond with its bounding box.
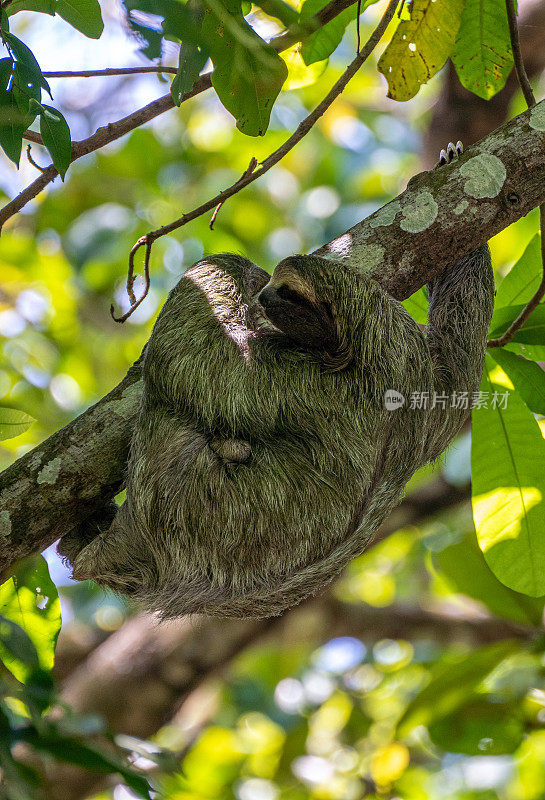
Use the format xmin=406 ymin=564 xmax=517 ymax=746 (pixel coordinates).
xmin=257 ymin=255 xmax=359 ymax=370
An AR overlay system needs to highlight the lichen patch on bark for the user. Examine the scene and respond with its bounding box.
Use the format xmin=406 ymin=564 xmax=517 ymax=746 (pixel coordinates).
xmin=37 ymin=457 xmax=62 ymax=485
xmin=400 ymin=192 xmax=438 ymax=233
xmin=459 ymin=154 xmax=506 ymax=199
xmin=0 ymin=511 xmax=11 ymax=539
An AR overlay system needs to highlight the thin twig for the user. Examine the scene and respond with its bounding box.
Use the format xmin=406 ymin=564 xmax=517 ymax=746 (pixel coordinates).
xmin=118 ymin=0 xmax=400 ymax=322
xmin=25 ymin=144 xmax=47 ymax=172
xmin=356 ymin=0 xmax=362 ymax=53
xmin=210 ymin=157 xmax=257 ymax=230
xmin=0 ymin=0 xmax=358 ymax=232
xmin=504 ymin=0 xmax=535 ymax=107
xmin=488 ymin=0 xmax=544 ymax=348
xmin=111 ymin=237 xmax=153 ymax=323
xmin=42 ymin=66 xmax=178 ymax=78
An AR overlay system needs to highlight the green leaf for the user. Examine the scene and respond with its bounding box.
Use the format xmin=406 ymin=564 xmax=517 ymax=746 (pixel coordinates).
xmin=0 ymin=89 xmax=26 ymax=164
xmin=429 ymin=699 xmax=524 ymax=755
xmin=402 ymin=286 xmax=428 ymax=324
xmin=0 ymin=407 xmax=35 ymax=440
xmin=397 ymin=640 xmax=517 ymax=737
xmin=2 ymin=33 xmax=51 ymax=97
xmin=0 ymin=57 xmax=12 ymax=92
xmin=0 ymin=556 xmax=61 ymax=682
xmin=254 ymin=0 xmax=298 ymax=26
xmin=299 ymin=0 xmax=355 ymax=66
xmin=432 ymin=530 xmax=545 ymax=627
xmin=32 ymin=101 xmax=71 ymax=179
xmin=171 ymin=41 xmax=208 ymax=103
xmin=489 ymin=348 xmax=545 ymax=415
xmin=56 ymin=0 xmax=104 ymax=38
xmin=19 ymin=730 xmax=152 ymax=798
xmin=169 ymin=1 xmax=208 ymax=104
xmin=452 ymin=0 xmax=513 ymax=100
xmin=489 ymin=303 xmax=545 ymax=344
xmin=471 ymin=356 xmax=545 ymax=596
xmin=377 ymin=0 xmax=463 ymax=101
xmin=202 ymin=0 xmax=287 ymax=136
xmin=5 ymin=0 xmax=55 ymax=15
xmin=494 ymin=234 xmax=542 ymax=311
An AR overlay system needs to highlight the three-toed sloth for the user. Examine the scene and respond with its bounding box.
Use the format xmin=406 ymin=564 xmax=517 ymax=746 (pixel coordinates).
xmin=59 ymin=240 xmax=494 ymax=618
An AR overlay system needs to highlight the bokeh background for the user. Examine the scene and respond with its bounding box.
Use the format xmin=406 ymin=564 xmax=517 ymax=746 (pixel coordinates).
xmin=2 ymin=2 xmax=545 ymax=798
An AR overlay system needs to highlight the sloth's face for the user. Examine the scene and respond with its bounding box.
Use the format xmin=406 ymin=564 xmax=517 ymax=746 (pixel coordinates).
xmin=257 ymin=256 xmax=340 ymax=356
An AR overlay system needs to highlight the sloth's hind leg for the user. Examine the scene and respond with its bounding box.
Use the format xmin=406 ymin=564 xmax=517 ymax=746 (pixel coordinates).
xmin=60 ymin=503 xmax=151 ymax=596
xmin=57 ymin=501 xmax=118 ymax=567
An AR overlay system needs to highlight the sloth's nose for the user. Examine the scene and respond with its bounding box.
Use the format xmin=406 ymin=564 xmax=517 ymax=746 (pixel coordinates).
xmin=258 ymin=285 xmax=278 ymax=309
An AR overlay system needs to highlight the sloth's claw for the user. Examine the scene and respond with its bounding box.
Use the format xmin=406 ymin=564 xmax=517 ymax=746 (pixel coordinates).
xmin=438 ymin=140 xmax=464 ymax=166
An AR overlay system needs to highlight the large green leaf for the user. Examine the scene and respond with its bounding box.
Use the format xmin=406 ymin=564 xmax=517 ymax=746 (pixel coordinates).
xmin=489 ymin=304 xmax=545 ymax=344
xmin=471 ymin=356 xmax=545 ymax=596
xmin=494 ymin=234 xmax=542 ymax=311
xmin=5 ymin=0 xmax=55 ymax=15
xmin=0 ymin=407 xmax=35 ymax=440
xmin=429 ymin=699 xmax=524 ymax=755
xmin=56 ymin=0 xmax=104 ymax=38
xmin=377 ymin=0 xmax=463 ymax=101
xmin=489 ymin=348 xmax=545 ymax=415
xmin=397 ymin=640 xmax=517 ymax=737
xmin=0 ymin=556 xmax=61 ymax=682
xmin=432 ymin=530 xmax=545 ymax=627
xmin=452 ymin=0 xmax=513 ymax=100
xmin=202 ymin=0 xmax=287 ymax=135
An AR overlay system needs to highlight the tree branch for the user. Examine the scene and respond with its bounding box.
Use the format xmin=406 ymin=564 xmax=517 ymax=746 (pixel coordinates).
xmin=0 ymin=0 xmax=359 ymax=231
xmin=1 ymin=101 xmax=545 ymax=574
xmin=117 ymin=0 xmax=399 ymax=319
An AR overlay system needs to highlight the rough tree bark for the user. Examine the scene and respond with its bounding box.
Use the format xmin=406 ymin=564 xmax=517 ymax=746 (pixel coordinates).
xmin=2 ymin=99 xmax=545 ymax=576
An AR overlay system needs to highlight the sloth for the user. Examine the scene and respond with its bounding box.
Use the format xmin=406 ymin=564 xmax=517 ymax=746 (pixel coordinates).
xmin=59 ymin=153 xmax=494 ymax=619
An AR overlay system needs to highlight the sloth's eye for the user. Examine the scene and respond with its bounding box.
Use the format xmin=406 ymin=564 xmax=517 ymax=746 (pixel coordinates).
xmin=277 ymin=285 xmax=312 ymax=307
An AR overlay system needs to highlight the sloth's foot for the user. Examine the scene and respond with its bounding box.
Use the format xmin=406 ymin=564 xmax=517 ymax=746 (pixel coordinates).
xmin=438 ymin=140 xmax=463 ymax=166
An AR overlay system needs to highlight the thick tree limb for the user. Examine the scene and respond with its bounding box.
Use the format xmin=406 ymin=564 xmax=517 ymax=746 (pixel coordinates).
xmin=1 ymin=103 xmax=545 ymax=572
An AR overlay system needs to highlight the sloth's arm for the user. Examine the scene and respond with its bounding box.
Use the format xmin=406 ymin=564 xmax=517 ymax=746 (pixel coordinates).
xmin=424 ymin=244 xmax=495 ymax=459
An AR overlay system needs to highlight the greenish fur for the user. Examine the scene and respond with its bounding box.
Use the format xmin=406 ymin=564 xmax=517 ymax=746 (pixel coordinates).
xmin=59 ymin=246 xmax=494 ymax=618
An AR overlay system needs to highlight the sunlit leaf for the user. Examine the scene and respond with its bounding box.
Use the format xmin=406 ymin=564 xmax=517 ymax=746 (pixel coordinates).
xmin=489 ymin=304 xmax=545 ymax=344
xmin=377 ymin=0 xmax=463 ymax=101
xmin=472 ymin=356 xmax=545 ymax=596
xmin=452 ymin=0 xmax=513 ymax=100
xmin=432 ymin=530 xmax=545 ymax=627
xmin=489 ymin=348 xmax=545 ymax=415
xmin=494 ymin=234 xmax=542 ymax=310
xmin=402 ymin=286 xmax=428 ymax=324
xmin=0 ymin=555 xmax=61 ymax=681
xmin=0 ymin=407 xmax=35 ymax=440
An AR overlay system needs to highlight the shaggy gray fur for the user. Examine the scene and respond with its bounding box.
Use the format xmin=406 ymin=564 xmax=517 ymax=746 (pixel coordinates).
xmin=59 ymin=244 xmax=494 ymax=618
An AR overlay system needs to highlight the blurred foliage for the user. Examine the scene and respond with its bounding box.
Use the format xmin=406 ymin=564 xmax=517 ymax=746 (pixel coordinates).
xmin=1 ymin=0 xmax=545 ymax=798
